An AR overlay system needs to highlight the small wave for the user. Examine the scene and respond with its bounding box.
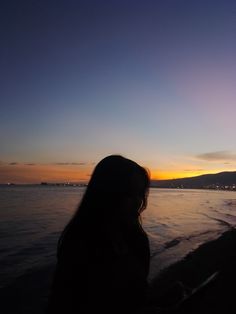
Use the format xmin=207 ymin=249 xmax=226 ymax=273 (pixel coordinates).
xmin=201 ymin=213 xmax=232 ymax=228
xmin=150 ymin=228 xmax=224 ymax=259
xmin=186 ymin=229 xmax=213 ymax=240
xmin=225 ymin=200 xmax=236 ymax=207
xmin=225 ymin=213 xmax=236 ymax=219
xmin=164 ymin=238 xmax=181 ymax=249
xmin=150 ymin=237 xmax=183 ymax=258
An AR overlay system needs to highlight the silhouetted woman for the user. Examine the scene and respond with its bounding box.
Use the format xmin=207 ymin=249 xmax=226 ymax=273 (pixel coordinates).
xmin=47 ymin=155 xmax=151 ymax=314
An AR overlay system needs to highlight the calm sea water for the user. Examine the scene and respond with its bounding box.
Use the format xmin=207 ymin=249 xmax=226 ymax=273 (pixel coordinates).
xmin=0 ymin=186 xmax=236 ymax=288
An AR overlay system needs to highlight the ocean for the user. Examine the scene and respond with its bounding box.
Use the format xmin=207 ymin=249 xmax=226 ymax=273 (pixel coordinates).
xmin=0 ymin=186 xmax=236 ymax=289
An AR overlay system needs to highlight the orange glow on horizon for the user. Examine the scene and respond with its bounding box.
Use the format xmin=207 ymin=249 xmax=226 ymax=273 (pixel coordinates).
xmin=0 ymin=164 xmax=92 ymax=184
xmin=150 ymin=169 xmax=224 ymax=180
xmin=0 ymin=163 xmax=233 ymax=184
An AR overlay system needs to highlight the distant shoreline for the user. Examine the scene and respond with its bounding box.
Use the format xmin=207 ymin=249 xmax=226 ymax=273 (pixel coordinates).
xmin=1 ymin=170 xmax=236 ymax=191
xmin=1 ymin=183 xmax=236 ymax=192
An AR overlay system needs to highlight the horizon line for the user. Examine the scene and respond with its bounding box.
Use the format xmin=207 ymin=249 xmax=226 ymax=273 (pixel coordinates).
xmin=1 ymin=169 xmax=236 ymax=185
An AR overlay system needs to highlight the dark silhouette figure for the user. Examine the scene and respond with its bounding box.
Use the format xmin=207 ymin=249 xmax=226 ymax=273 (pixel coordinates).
xmin=47 ymin=155 xmax=151 ymax=314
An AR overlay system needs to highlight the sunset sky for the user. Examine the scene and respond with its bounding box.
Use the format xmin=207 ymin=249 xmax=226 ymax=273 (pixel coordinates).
xmin=1 ymin=0 xmax=236 ymax=183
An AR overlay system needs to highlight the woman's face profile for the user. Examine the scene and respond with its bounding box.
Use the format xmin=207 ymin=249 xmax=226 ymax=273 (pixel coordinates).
xmin=119 ymin=196 xmax=143 ymax=225
xmin=120 ymin=173 xmax=148 ymax=225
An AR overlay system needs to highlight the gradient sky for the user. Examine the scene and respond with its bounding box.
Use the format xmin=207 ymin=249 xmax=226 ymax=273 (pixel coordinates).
xmin=1 ymin=0 xmax=236 ymax=183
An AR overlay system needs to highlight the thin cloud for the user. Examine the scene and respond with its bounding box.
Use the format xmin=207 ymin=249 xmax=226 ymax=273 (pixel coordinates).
xmin=3 ymin=161 xmax=88 ymax=166
xmin=71 ymin=162 xmax=86 ymax=166
xmin=196 ymin=151 xmax=236 ymax=161
xmin=54 ymin=162 xmax=87 ymax=166
xmin=9 ymin=162 xmax=36 ymax=166
xmin=184 ymin=169 xmax=204 ymax=172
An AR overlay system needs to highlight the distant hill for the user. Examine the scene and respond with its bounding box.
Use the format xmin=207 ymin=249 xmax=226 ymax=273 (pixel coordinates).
xmin=151 ymin=171 xmax=236 ymax=190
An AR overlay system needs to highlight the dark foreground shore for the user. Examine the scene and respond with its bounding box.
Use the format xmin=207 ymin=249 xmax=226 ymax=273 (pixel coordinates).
xmin=150 ymin=228 xmax=236 ymax=314
xmin=1 ymin=228 xmax=236 ymax=314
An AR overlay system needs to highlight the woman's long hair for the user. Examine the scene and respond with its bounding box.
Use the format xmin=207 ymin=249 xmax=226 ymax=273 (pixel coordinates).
xmin=57 ymin=155 xmax=150 ymax=259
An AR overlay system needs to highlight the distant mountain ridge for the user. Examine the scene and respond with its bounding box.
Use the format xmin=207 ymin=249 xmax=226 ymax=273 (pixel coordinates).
xmin=151 ymin=171 xmax=236 ymax=189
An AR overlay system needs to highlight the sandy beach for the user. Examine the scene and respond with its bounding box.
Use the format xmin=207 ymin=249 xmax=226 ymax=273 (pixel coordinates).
xmin=1 ymin=228 xmax=235 ymax=314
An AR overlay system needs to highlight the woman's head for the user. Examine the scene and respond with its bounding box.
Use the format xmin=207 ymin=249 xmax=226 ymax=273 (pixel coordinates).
xmin=58 ymin=155 xmax=150 ymax=257
xmin=81 ymin=155 xmax=150 ymax=220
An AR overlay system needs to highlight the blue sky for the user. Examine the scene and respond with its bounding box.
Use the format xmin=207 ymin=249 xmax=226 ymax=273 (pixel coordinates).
xmin=1 ymin=0 xmax=236 ymax=182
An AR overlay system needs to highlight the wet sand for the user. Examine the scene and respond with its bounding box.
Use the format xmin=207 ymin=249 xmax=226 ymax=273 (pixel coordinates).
xmin=1 ymin=228 xmax=236 ymax=314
